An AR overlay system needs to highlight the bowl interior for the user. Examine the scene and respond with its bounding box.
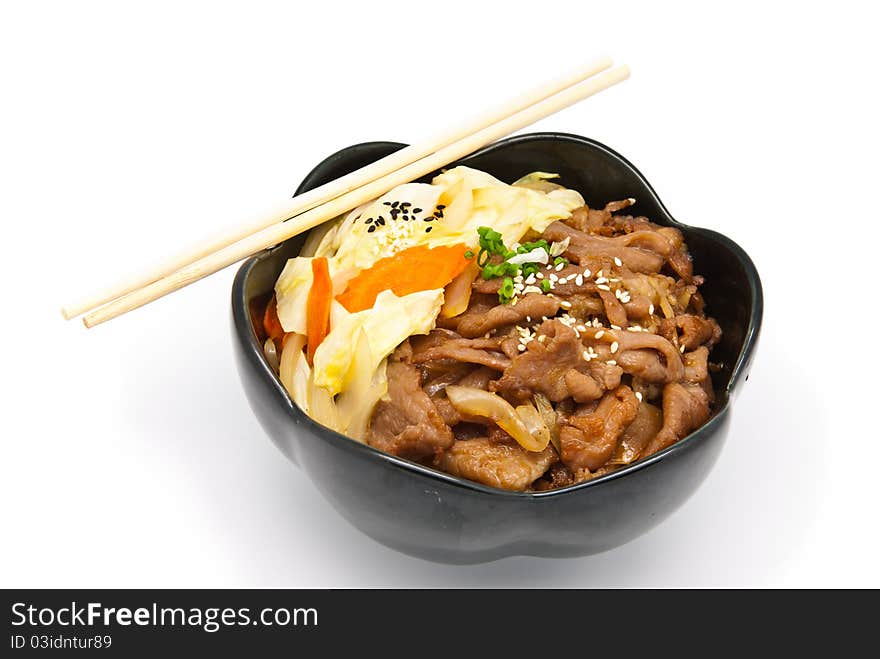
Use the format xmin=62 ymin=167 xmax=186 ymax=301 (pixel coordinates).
xmin=235 ymin=133 xmax=762 ymax=490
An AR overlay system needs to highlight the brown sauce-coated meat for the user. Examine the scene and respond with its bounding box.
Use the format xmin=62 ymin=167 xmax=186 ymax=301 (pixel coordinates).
xmin=361 ymin=200 xmax=721 ymax=490
xmin=367 ymin=359 xmax=453 ymax=461
xmin=643 ymin=382 xmax=710 ymax=456
xmin=491 ymin=320 xmax=583 ymax=403
xmin=659 ymin=314 xmax=722 ymax=351
xmin=411 ymin=338 xmax=511 ymax=371
xmin=455 ymin=293 xmax=561 ymax=338
xmin=437 ymin=435 xmax=558 ymax=491
xmin=609 ymin=401 xmax=664 ymax=465
xmin=560 ymin=386 xmax=640 ymax=472
xmin=543 ymin=221 xmax=668 ymax=274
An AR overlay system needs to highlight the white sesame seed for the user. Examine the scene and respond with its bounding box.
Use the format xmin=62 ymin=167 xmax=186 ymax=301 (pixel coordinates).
xmin=537 ymin=335 xmax=546 ymax=342
xmin=514 ymin=275 xmax=523 ymax=283
xmin=575 ymin=275 xmax=584 ymax=286
xmin=541 ymin=316 xmax=548 ymax=321
xmin=576 ymin=324 xmax=587 ymax=332
xmin=595 ymin=330 xmax=604 ymax=339
xmin=582 ymin=349 xmax=591 ymax=361
xmin=525 ymin=274 xmax=536 ymax=285
xmin=627 ymin=325 xmax=642 ymax=332
xmin=511 ymin=297 xmax=519 ymax=306
xmin=610 ymin=341 xmax=619 ymax=354
xmin=648 ymin=304 xmax=655 ymax=315
xmin=595 ymin=276 xmax=608 ymax=284
xmin=635 ymin=392 xmax=643 ymax=402
xmin=597 ymin=284 xmax=611 ymax=291
xmin=526 ymin=316 xmax=532 ymax=323
xmin=614 ymin=257 xmax=623 ymax=267
xmin=596 ymin=270 xmax=604 ymax=278
xmin=523 ymin=285 xmax=543 ymax=295
xmin=560 ymin=300 xmax=572 ymax=309
xmin=549 ymin=274 xmax=558 ymax=283
xmin=606 ymin=359 xmax=617 ymax=366
xmin=555 ymin=263 xmax=565 ymax=271
xmin=518 ymin=344 xmax=526 ymax=351
xmin=680 ymin=344 xmax=686 ymax=353
xmin=614 ymin=288 xmax=622 ymax=299
xmin=558 ymin=277 xmax=568 ymax=284
xmin=536 ymin=272 xmax=545 ymax=280
xmin=610 ymin=324 xmax=621 ymax=330
xmin=582 ymin=269 xmax=591 ymax=278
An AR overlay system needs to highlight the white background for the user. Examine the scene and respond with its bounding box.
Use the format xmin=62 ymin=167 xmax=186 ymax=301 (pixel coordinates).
xmin=2 ymin=1 xmax=877 ymax=587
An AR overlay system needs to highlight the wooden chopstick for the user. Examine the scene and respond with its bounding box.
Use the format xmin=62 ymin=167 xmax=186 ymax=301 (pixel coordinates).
xmin=61 ymin=57 xmax=614 ymax=321
xmin=81 ymin=64 xmax=629 ymax=328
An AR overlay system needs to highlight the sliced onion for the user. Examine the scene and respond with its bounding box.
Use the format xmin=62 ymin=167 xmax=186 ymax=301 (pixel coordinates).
xmin=440 ymin=260 xmax=479 ymax=319
xmin=549 ymin=237 xmax=570 ymax=258
xmin=507 ymin=246 xmax=549 ymax=265
xmin=512 ymin=171 xmax=564 ymax=193
xmin=263 ymin=337 xmax=279 ymax=373
xmin=445 ymin=386 xmax=550 ymax=452
xmin=335 ymin=327 xmax=387 ymax=442
xmin=533 ymin=393 xmax=560 ymax=453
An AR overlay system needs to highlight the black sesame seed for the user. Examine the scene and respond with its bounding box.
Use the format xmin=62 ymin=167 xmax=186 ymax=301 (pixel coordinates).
xmin=367 ymin=225 xmax=376 ymax=233
xmin=400 ymin=202 xmax=411 ymax=207
xmin=423 ymin=217 xmax=433 ymax=222
xmin=412 ymin=208 xmax=422 ymax=213
xmin=365 ymin=217 xmax=373 ymax=224
xmin=391 ymin=201 xmax=399 ymax=208
xmin=383 ymin=201 xmax=392 ymax=206
xmin=436 ymin=204 xmax=446 ymax=210
xmin=425 ymin=226 xmax=433 ymax=232
xmin=377 ymin=216 xmax=385 ymax=226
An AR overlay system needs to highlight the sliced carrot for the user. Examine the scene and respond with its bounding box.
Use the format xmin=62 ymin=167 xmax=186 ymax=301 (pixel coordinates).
xmin=336 ymin=244 xmax=473 ymax=313
xmin=263 ymin=295 xmax=284 ymax=342
xmin=306 ymin=257 xmax=332 ymax=365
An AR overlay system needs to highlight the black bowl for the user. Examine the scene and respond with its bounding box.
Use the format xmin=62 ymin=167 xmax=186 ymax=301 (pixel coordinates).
xmin=231 ymin=133 xmax=762 ymax=564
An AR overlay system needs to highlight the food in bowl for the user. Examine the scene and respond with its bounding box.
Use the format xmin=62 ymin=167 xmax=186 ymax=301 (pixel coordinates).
xmin=258 ymin=166 xmax=721 ymax=491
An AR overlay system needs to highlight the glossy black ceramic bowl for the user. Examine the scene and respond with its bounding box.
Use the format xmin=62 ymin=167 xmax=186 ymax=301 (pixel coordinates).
xmin=231 ymin=133 xmax=762 ymax=564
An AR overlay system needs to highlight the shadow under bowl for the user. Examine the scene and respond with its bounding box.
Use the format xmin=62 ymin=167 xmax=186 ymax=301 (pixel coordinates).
xmin=231 ymin=133 xmax=763 ymax=564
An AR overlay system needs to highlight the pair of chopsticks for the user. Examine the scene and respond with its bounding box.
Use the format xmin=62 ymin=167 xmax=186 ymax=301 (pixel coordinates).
xmin=62 ymin=57 xmax=629 ymax=327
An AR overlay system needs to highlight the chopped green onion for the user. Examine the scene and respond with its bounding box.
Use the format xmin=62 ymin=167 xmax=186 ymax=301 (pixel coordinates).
xmin=553 ymin=256 xmax=569 ymax=267
xmin=464 ymin=250 xmax=474 ymax=259
xmin=521 ymin=262 xmax=540 ymax=277
xmin=477 ymin=226 xmax=507 ymax=255
xmin=518 ymin=238 xmax=549 ymax=254
xmin=540 ymin=279 xmax=552 ymax=293
xmin=498 ymin=277 xmax=515 ymax=304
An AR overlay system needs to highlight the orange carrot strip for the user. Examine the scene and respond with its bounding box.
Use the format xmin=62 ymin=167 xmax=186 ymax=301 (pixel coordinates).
xmin=306 ymin=257 xmax=332 ymax=365
xmin=336 ymin=244 xmax=473 ymax=313
xmin=263 ymin=295 xmax=284 ymax=342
